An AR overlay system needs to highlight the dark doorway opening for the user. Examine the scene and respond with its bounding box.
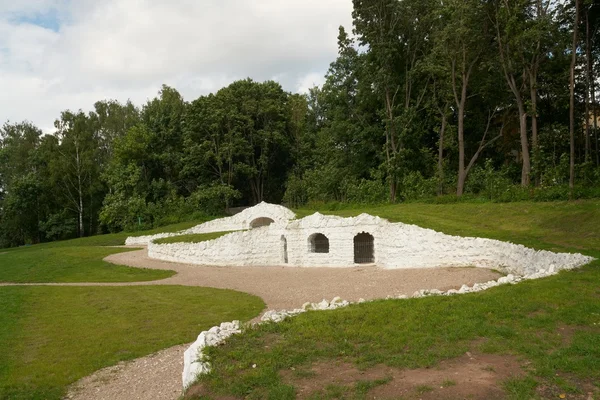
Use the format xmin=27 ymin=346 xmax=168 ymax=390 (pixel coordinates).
xmin=281 ymin=235 xmax=288 ymax=264
xmin=308 ymin=233 xmax=330 ymax=253
xmin=354 ymin=232 xmax=374 ymax=263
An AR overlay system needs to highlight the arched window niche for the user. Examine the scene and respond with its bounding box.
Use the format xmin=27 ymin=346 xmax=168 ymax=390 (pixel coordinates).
xmin=249 ymin=217 xmax=275 ymax=229
xmin=308 ymin=233 xmax=330 ymax=253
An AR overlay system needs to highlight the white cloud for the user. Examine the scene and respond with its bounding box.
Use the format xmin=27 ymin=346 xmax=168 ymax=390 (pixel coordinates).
xmin=0 ymin=0 xmax=353 ymax=131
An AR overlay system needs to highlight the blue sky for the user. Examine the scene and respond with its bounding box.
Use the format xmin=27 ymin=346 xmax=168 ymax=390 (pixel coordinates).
xmin=0 ymin=0 xmax=352 ymax=132
xmin=13 ymin=9 xmax=62 ymax=32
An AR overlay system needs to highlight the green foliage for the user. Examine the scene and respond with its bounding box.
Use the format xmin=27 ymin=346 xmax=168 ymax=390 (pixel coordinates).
xmin=187 ymin=184 xmax=241 ymax=216
xmin=2 ymin=0 xmax=600 ymax=247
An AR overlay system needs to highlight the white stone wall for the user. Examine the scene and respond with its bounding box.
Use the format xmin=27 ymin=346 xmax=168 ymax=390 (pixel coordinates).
xmin=125 ymin=202 xmax=296 ymax=246
xmin=146 ymin=209 xmax=594 ymax=276
xmin=148 ymin=228 xmax=283 ymax=266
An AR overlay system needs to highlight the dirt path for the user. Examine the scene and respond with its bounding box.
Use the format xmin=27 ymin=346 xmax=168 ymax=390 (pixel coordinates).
xmin=5 ymin=247 xmax=500 ymax=400
xmin=103 ymin=248 xmax=500 ymax=310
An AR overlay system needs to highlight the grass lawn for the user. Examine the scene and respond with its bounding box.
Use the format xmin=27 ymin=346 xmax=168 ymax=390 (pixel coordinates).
xmin=0 ymin=286 xmax=264 ymax=400
xmin=0 ymin=246 xmax=174 ymax=283
xmin=189 ymin=200 xmax=600 ymax=400
xmin=153 ymin=231 xmax=235 ymax=245
xmin=0 ymin=215 xmax=267 ymax=400
xmin=0 ymin=218 xmax=212 ymax=283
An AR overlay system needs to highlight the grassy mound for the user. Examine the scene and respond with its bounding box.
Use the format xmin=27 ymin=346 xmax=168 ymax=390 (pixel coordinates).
xmin=153 ymin=231 xmax=235 ymax=245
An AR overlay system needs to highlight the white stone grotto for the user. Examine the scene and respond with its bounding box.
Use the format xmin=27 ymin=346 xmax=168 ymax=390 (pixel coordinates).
xmin=125 ymin=202 xmax=595 ymax=391
xmin=127 ymin=202 xmax=592 ymax=277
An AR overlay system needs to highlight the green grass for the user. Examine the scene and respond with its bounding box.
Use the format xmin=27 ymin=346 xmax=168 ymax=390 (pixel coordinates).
xmin=189 ymin=200 xmax=600 ymax=399
xmin=0 ymin=219 xmax=215 ymax=283
xmin=297 ymin=200 xmax=600 ymax=252
xmin=0 ymin=246 xmax=173 ymax=283
xmin=0 ymin=285 xmax=264 ymax=400
xmin=153 ymin=231 xmax=235 ymax=245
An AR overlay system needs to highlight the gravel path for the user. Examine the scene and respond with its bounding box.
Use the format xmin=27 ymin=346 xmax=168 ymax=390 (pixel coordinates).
xmin=5 ymin=247 xmax=500 ymax=400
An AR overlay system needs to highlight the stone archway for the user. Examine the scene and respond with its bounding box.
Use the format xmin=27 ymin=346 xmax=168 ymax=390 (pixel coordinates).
xmin=249 ymin=217 xmax=275 ymax=229
xmin=354 ymin=232 xmax=374 ymax=264
xmin=308 ymin=233 xmax=330 ymax=253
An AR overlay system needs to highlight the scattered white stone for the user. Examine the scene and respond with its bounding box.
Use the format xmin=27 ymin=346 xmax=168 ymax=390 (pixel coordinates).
xmin=182 ymin=320 xmax=241 ymax=389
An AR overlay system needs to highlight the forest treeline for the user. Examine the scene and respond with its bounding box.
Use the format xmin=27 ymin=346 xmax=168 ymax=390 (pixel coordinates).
xmin=1 ymin=0 xmax=599 ymax=247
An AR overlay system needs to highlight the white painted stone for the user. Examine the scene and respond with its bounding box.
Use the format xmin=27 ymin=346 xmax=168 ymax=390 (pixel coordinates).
xmin=137 ymin=203 xmax=593 ymax=279
xmin=182 ymin=320 xmax=241 ymax=389
xmin=126 ymin=202 xmax=295 ymax=246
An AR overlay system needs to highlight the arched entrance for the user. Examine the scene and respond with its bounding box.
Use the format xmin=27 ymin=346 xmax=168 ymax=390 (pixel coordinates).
xmin=250 ymin=217 xmax=275 ymax=228
xmin=354 ymin=232 xmax=374 ymax=264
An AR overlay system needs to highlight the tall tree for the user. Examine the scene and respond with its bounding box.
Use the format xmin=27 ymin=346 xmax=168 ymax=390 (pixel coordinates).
xmin=431 ymin=0 xmax=496 ymax=196
xmin=352 ymin=0 xmax=433 ymax=201
xmin=53 ymin=111 xmax=100 ymax=237
xmin=570 ymin=0 xmax=581 ymax=190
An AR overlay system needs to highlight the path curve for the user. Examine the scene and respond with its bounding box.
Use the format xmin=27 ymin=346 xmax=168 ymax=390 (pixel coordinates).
xmin=50 ymin=247 xmax=500 ymax=400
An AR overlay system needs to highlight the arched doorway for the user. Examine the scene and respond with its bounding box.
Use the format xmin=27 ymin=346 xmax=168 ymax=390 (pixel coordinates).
xmin=354 ymin=232 xmax=374 ymax=264
xmin=250 ymin=217 xmax=275 ymax=229
xmin=308 ymin=233 xmax=330 ymax=253
xmin=281 ymin=235 xmax=288 ymax=264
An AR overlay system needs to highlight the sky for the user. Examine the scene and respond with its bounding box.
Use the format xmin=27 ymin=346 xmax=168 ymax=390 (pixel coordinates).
xmin=0 ymin=0 xmax=353 ymax=132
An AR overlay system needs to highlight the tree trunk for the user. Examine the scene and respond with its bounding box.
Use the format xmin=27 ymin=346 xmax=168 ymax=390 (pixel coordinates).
xmin=530 ymin=70 xmax=539 ymax=185
xmin=78 ymin=184 xmax=84 ymax=238
xmin=517 ymin=103 xmax=531 ymax=186
xmin=385 ymin=88 xmax=397 ymax=202
xmin=584 ymin=8 xmax=591 ymax=162
xmin=593 ymin=78 xmax=599 ymax=166
xmin=570 ymin=0 xmax=580 ymax=191
xmin=437 ymin=108 xmax=447 ymax=195
xmin=76 ymin=144 xmax=84 ymax=238
xmin=456 ymin=79 xmax=467 ymax=197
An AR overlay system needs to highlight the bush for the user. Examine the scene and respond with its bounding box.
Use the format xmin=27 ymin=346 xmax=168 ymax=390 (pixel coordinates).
xmin=99 ymin=194 xmax=151 ymax=233
xmin=398 ymin=171 xmax=437 ymax=201
xmin=187 ymin=184 xmax=241 ymax=216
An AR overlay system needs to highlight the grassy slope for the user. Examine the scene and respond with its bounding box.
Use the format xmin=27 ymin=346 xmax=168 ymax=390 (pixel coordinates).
xmin=297 ymin=200 xmax=600 ymax=252
xmin=153 ymin=231 xmax=234 ymax=245
xmin=0 ymin=286 xmax=265 ymax=400
xmin=0 ymin=219 xmax=210 ymax=283
xmin=193 ymin=200 xmax=600 ymax=399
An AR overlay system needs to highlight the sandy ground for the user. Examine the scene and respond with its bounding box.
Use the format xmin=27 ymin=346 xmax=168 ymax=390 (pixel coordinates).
xmin=5 ymin=247 xmax=500 ymax=400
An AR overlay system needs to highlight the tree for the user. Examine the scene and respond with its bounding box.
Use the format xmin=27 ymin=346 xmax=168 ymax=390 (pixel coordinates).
xmin=352 ymin=0 xmax=433 ymax=201
xmin=431 ymin=0 xmax=499 ymax=196
xmin=53 ymin=111 xmax=101 ymax=237
xmin=570 ymin=0 xmax=581 ymax=190
xmin=493 ymin=0 xmax=552 ymax=187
